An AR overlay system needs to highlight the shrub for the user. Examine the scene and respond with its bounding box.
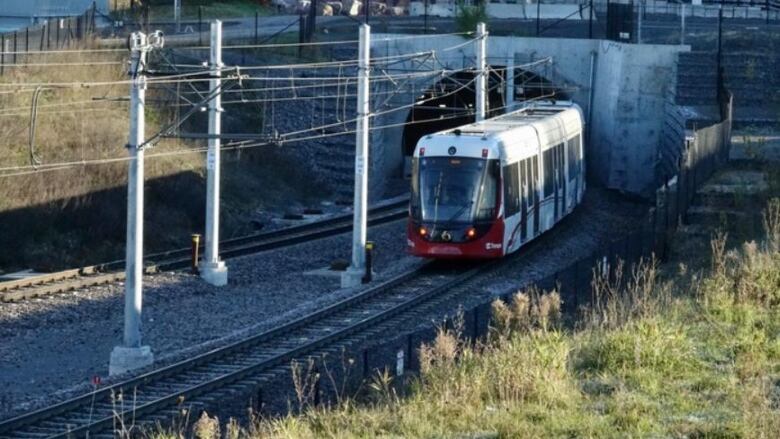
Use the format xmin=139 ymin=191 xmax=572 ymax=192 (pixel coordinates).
xmin=454 ymin=1 xmax=488 ymax=35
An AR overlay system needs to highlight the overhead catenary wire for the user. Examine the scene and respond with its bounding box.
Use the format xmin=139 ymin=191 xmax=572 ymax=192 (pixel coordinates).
xmin=0 ymin=69 xmax=480 ymax=174
xmin=0 ymin=36 xmax=479 ymax=90
xmin=0 ymin=91 xmax=562 ymax=179
xmin=0 ymin=39 xmax=565 ymax=177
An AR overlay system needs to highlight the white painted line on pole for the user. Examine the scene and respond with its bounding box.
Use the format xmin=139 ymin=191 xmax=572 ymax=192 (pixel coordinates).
xmin=342 ymin=23 xmax=371 ymax=288
xmin=475 ymin=22 xmax=487 ymax=122
xmin=201 ymin=20 xmax=228 ymax=287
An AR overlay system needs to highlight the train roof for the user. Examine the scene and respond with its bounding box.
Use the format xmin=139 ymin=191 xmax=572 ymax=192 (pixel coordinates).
xmin=416 ymin=101 xmax=583 ymax=161
xmin=439 ymin=101 xmax=582 ymax=139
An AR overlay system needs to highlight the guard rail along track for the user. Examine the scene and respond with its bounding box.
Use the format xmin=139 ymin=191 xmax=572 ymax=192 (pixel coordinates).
xmin=0 ymin=258 xmax=498 ymax=438
xmin=0 ymin=199 xmax=408 ymax=303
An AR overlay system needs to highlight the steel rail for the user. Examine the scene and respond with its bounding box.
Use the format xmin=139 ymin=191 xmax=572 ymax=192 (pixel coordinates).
xmin=0 ymin=199 xmax=408 ymax=302
xmin=0 ymin=260 xmax=495 ymax=438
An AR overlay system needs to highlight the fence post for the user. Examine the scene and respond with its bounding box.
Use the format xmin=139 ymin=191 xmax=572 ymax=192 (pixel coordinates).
xmin=255 ymin=11 xmax=259 ymax=45
xmin=767 ymin=0 xmax=771 ymax=25
xmin=56 ymin=19 xmax=60 ymax=48
xmin=537 ymin=0 xmax=542 ymax=36
xmin=40 ymin=24 xmax=46 ymax=51
xmin=589 ymin=0 xmax=594 ymax=38
xmin=13 ymin=32 xmax=17 ymax=64
xmin=1 ymin=35 xmax=4 ymax=76
xmin=25 ymin=28 xmax=28 ymax=58
xmin=92 ymin=1 xmax=97 ymax=36
xmin=637 ymin=0 xmax=642 ymax=43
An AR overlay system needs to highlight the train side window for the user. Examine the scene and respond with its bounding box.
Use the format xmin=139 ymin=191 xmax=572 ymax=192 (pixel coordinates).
xmin=503 ymin=163 xmax=520 ymax=217
xmin=567 ymin=135 xmax=579 ymax=178
xmin=531 ymin=155 xmax=539 ymax=201
xmin=543 ymin=148 xmax=554 ymax=197
xmin=411 ymin=158 xmax=421 ymax=220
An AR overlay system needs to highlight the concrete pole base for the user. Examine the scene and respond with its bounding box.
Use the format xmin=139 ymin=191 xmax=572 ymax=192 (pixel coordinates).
xmin=200 ymin=260 xmax=228 ymax=286
xmin=340 ymin=266 xmax=365 ymax=288
xmin=109 ymin=345 xmax=154 ymax=376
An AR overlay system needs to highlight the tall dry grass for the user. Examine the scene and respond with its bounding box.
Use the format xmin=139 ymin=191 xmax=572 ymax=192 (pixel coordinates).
xmin=151 ymin=200 xmax=780 ymax=438
xmin=0 ymin=47 xmax=200 ymax=212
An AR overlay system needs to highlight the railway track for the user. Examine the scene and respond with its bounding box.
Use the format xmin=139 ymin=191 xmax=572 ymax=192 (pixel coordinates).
xmin=0 ymin=199 xmax=408 ymax=303
xmin=0 ymin=259 xmax=497 ymax=439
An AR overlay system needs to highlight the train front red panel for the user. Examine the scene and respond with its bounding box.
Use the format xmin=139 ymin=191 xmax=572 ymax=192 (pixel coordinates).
xmin=406 ymin=219 xmax=505 ymax=259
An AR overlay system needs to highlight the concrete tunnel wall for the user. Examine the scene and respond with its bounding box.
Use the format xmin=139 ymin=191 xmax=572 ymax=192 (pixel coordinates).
xmin=369 ymin=34 xmax=689 ymax=198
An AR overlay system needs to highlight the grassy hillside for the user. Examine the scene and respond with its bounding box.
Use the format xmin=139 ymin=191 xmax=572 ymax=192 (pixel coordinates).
xmin=175 ymin=200 xmax=780 ymax=438
xmin=0 ymin=47 xmax=327 ymax=271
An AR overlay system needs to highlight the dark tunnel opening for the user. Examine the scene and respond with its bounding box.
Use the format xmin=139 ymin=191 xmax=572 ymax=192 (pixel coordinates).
xmin=401 ymin=67 xmax=569 ymax=159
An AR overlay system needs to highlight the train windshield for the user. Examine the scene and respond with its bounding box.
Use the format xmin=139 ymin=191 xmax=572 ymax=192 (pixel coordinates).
xmin=411 ymin=156 xmax=498 ymax=224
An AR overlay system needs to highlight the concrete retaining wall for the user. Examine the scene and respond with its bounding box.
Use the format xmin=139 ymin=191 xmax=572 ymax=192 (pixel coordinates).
xmin=372 ymin=34 xmax=688 ymax=197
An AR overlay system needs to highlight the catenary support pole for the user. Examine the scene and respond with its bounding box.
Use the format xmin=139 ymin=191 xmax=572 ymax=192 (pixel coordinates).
xmin=201 ymin=20 xmax=228 ymax=286
xmin=110 ymin=31 xmax=163 ymax=376
xmin=341 ymin=24 xmax=371 ymax=288
xmin=475 ymin=22 xmax=487 ymax=122
xmin=505 ymin=55 xmax=514 ymax=110
xmin=174 ymin=0 xmax=181 ymax=33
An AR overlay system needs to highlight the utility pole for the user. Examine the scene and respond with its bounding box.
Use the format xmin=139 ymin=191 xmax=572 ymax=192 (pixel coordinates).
xmin=680 ymin=3 xmax=686 ymax=45
xmin=109 ymin=30 xmax=164 ymax=376
xmin=174 ymin=0 xmax=181 ymax=33
xmin=505 ymin=55 xmax=515 ymax=111
xmin=341 ymin=24 xmax=371 ymax=288
xmin=201 ymin=20 xmax=228 ymax=286
xmin=475 ymin=22 xmax=487 ymax=122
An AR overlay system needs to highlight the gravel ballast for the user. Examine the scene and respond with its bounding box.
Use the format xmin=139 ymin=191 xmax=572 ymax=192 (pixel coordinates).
xmin=0 ymin=187 xmax=647 ymax=419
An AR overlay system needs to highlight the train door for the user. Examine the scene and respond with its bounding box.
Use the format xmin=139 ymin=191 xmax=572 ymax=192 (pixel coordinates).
xmin=553 ymin=145 xmax=560 ymax=221
xmin=531 ymin=155 xmax=540 ymax=235
xmin=558 ymin=143 xmax=566 ymax=217
xmin=519 ymin=159 xmax=528 ymax=242
xmin=567 ymin=135 xmax=579 ymax=210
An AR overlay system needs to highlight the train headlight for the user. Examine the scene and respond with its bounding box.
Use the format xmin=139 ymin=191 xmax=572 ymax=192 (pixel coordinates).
xmin=418 ymin=226 xmax=428 ymax=237
xmin=466 ymin=227 xmax=477 ymax=240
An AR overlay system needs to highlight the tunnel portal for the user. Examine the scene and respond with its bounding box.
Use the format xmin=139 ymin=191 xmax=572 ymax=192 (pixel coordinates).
xmin=401 ymin=67 xmax=569 ymax=158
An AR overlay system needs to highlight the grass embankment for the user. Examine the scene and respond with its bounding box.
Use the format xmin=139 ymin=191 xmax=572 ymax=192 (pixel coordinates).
xmin=0 ymin=46 xmax=327 ymax=271
xmin=176 ymin=200 xmax=780 ymax=438
xmin=0 ymin=50 xmax=196 ymax=211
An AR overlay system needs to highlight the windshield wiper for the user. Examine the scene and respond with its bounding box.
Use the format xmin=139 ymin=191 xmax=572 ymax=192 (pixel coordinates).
xmin=446 ymin=200 xmax=474 ymax=223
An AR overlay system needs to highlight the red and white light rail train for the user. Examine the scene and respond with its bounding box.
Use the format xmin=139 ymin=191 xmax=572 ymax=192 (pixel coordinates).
xmin=407 ymin=101 xmax=585 ymax=258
